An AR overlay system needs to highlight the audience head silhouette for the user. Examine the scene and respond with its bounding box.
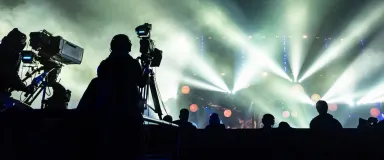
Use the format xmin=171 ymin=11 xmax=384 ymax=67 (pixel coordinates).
xmin=110 ymin=34 xmax=132 ymax=54
xmin=163 ymin=115 xmax=173 ymax=123
xmin=310 ymin=100 xmax=343 ymax=130
xmin=209 ymin=113 xmax=221 ymax=125
xmin=278 ymin=122 xmax=291 ymax=129
xmin=368 ymin=117 xmax=378 ymax=126
xmin=179 ymin=108 xmax=190 ymax=122
xmin=316 ymin=100 xmax=328 ymax=115
xmin=262 ymin=113 xmax=275 ymax=128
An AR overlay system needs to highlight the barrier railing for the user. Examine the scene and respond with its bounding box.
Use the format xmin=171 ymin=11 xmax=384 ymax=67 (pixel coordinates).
xmin=143 ymin=115 xmax=178 ymax=127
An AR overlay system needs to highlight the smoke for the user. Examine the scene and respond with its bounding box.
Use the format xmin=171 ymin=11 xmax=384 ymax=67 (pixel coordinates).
xmin=0 ymin=0 xmax=199 ymax=108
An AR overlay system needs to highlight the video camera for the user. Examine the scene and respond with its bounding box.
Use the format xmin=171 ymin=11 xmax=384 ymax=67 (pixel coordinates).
xmin=19 ymin=30 xmax=82 ymax=108
xmin=135 ymin=23 xmax=163 ymax=67
xmin=21 ymin=30 xmax=84 ymax=67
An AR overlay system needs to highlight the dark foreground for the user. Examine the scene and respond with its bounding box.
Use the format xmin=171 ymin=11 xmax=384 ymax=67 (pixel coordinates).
xmin=0 ymin=110 xmax=382 ymax=160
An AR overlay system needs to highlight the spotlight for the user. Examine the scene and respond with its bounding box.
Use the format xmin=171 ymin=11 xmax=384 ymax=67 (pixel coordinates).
xmin=181 ymin=86 xmax=190 ymax=95
xmin=248 ymin=36 xmax=252 ymax=39
xmin=224 ymin=109 xmax=232 ymax=118
xmin=221 ymin=73 xmax=226 ymax=76
xmin=282 ymin=111 xmax=290 ymax=118
xmin=303 ymin=35 xmax=308 ymax=39
xmin=189 ymin=104 xmax=198 ymax=112
xmin=262 ymin=72 xmax=268 ymax=77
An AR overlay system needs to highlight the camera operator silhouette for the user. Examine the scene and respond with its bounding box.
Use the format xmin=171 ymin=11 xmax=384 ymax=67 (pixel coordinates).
xmin=77 ymin=34 xmax=145 ymax=112
xmin=77 ymin=34 xmax=146 ymax=158
xmin=0 ymin=28 xmax=34 ymax=107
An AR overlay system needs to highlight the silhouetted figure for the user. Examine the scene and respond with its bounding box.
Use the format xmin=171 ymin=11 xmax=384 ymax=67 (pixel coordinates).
xmin=261 ymin=113 xmax=275 ymax=129
xmin=0 ymin=29 xmax=30 ymax=108
xmin=358 ymin=117 xmax=377 ymax=130
xmin=78 ymin=34 xmax=145 ymax=111
xmin=375 ymin=119 xmax=384 ymax=130
xmin=163 ymin=115 xmax=173 ymax=123
xmin=205 ymin=113 xmax=225 ymax=130
xmin=0 ymin=28 xmax=28 ymax=93
xmin=173 ymin=109 xmax=196 ymax=129
xmin=310 ymin=100 xmax=342 ymax=130
xmin=44 ymin=82 xmax=71 ymax=111
xmin=76 ymin=34 xmax=145 ymax=158
xmin=278 ymin=122 xmax=291 ymax=129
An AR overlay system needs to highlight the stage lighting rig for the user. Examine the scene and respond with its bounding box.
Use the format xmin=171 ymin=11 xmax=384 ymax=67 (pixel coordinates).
xmin=19 ymin=29 xmax=83 ymax=109
xmin=135 ymin=23 xmax=164 ymax=120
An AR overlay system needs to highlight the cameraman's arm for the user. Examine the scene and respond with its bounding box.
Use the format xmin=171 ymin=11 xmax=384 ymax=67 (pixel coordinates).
xmin=10 ymin=73 xmax=27 ymax=91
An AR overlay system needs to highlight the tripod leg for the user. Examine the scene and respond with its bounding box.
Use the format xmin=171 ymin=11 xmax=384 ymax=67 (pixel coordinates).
xmin=149 ymin=76 xmax=162 ymax=120
xmin=41 ymin=82 xmax=48 ymax=109
xmin=24 ymin=85 xmax=44 ymax=105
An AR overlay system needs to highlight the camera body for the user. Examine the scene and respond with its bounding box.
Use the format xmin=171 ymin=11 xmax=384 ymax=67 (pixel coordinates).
xmin=135 ymin=23 xmax=152 ymax=39
xmin=23 ymin=30 xmax=84 ymax=66
xmin=135 ymin=23 xmax=163 ymax=67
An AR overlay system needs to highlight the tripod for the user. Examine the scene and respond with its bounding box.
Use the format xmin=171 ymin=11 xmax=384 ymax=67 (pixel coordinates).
xmin=23 ymin=67 xmax=57 ymax=109
xmin=139 ymin=60 xmax=163 ymax=120
xmin=24 ymin=78 xmax=48 ymax=109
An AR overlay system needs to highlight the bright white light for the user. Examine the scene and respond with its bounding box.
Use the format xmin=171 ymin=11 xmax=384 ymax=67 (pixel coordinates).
xmin=302 ymin=35 xmax=307 ymax=39
xmin=299 ymin=2 xmax=384 ymax=82
xmin=248 ymin=36 xmax=252 ymax=39
xmin=221 ymin=73 xmax=226 ymax=76
xmin=195 ymin=1 xmax=291 ymax=93
xmin=262 ymin=72 xmax=268 ymax=77
xmin=182 ymin=77 xmax=226 ymax=93
xmin=323 ymin=50 xmax=384 ymax=102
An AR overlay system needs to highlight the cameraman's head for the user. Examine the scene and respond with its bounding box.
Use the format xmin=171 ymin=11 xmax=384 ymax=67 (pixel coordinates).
xmin=110 ymin=34 xmax=132 ymax=55
xmin=1 ymin=28 xmax=26 ymax=54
